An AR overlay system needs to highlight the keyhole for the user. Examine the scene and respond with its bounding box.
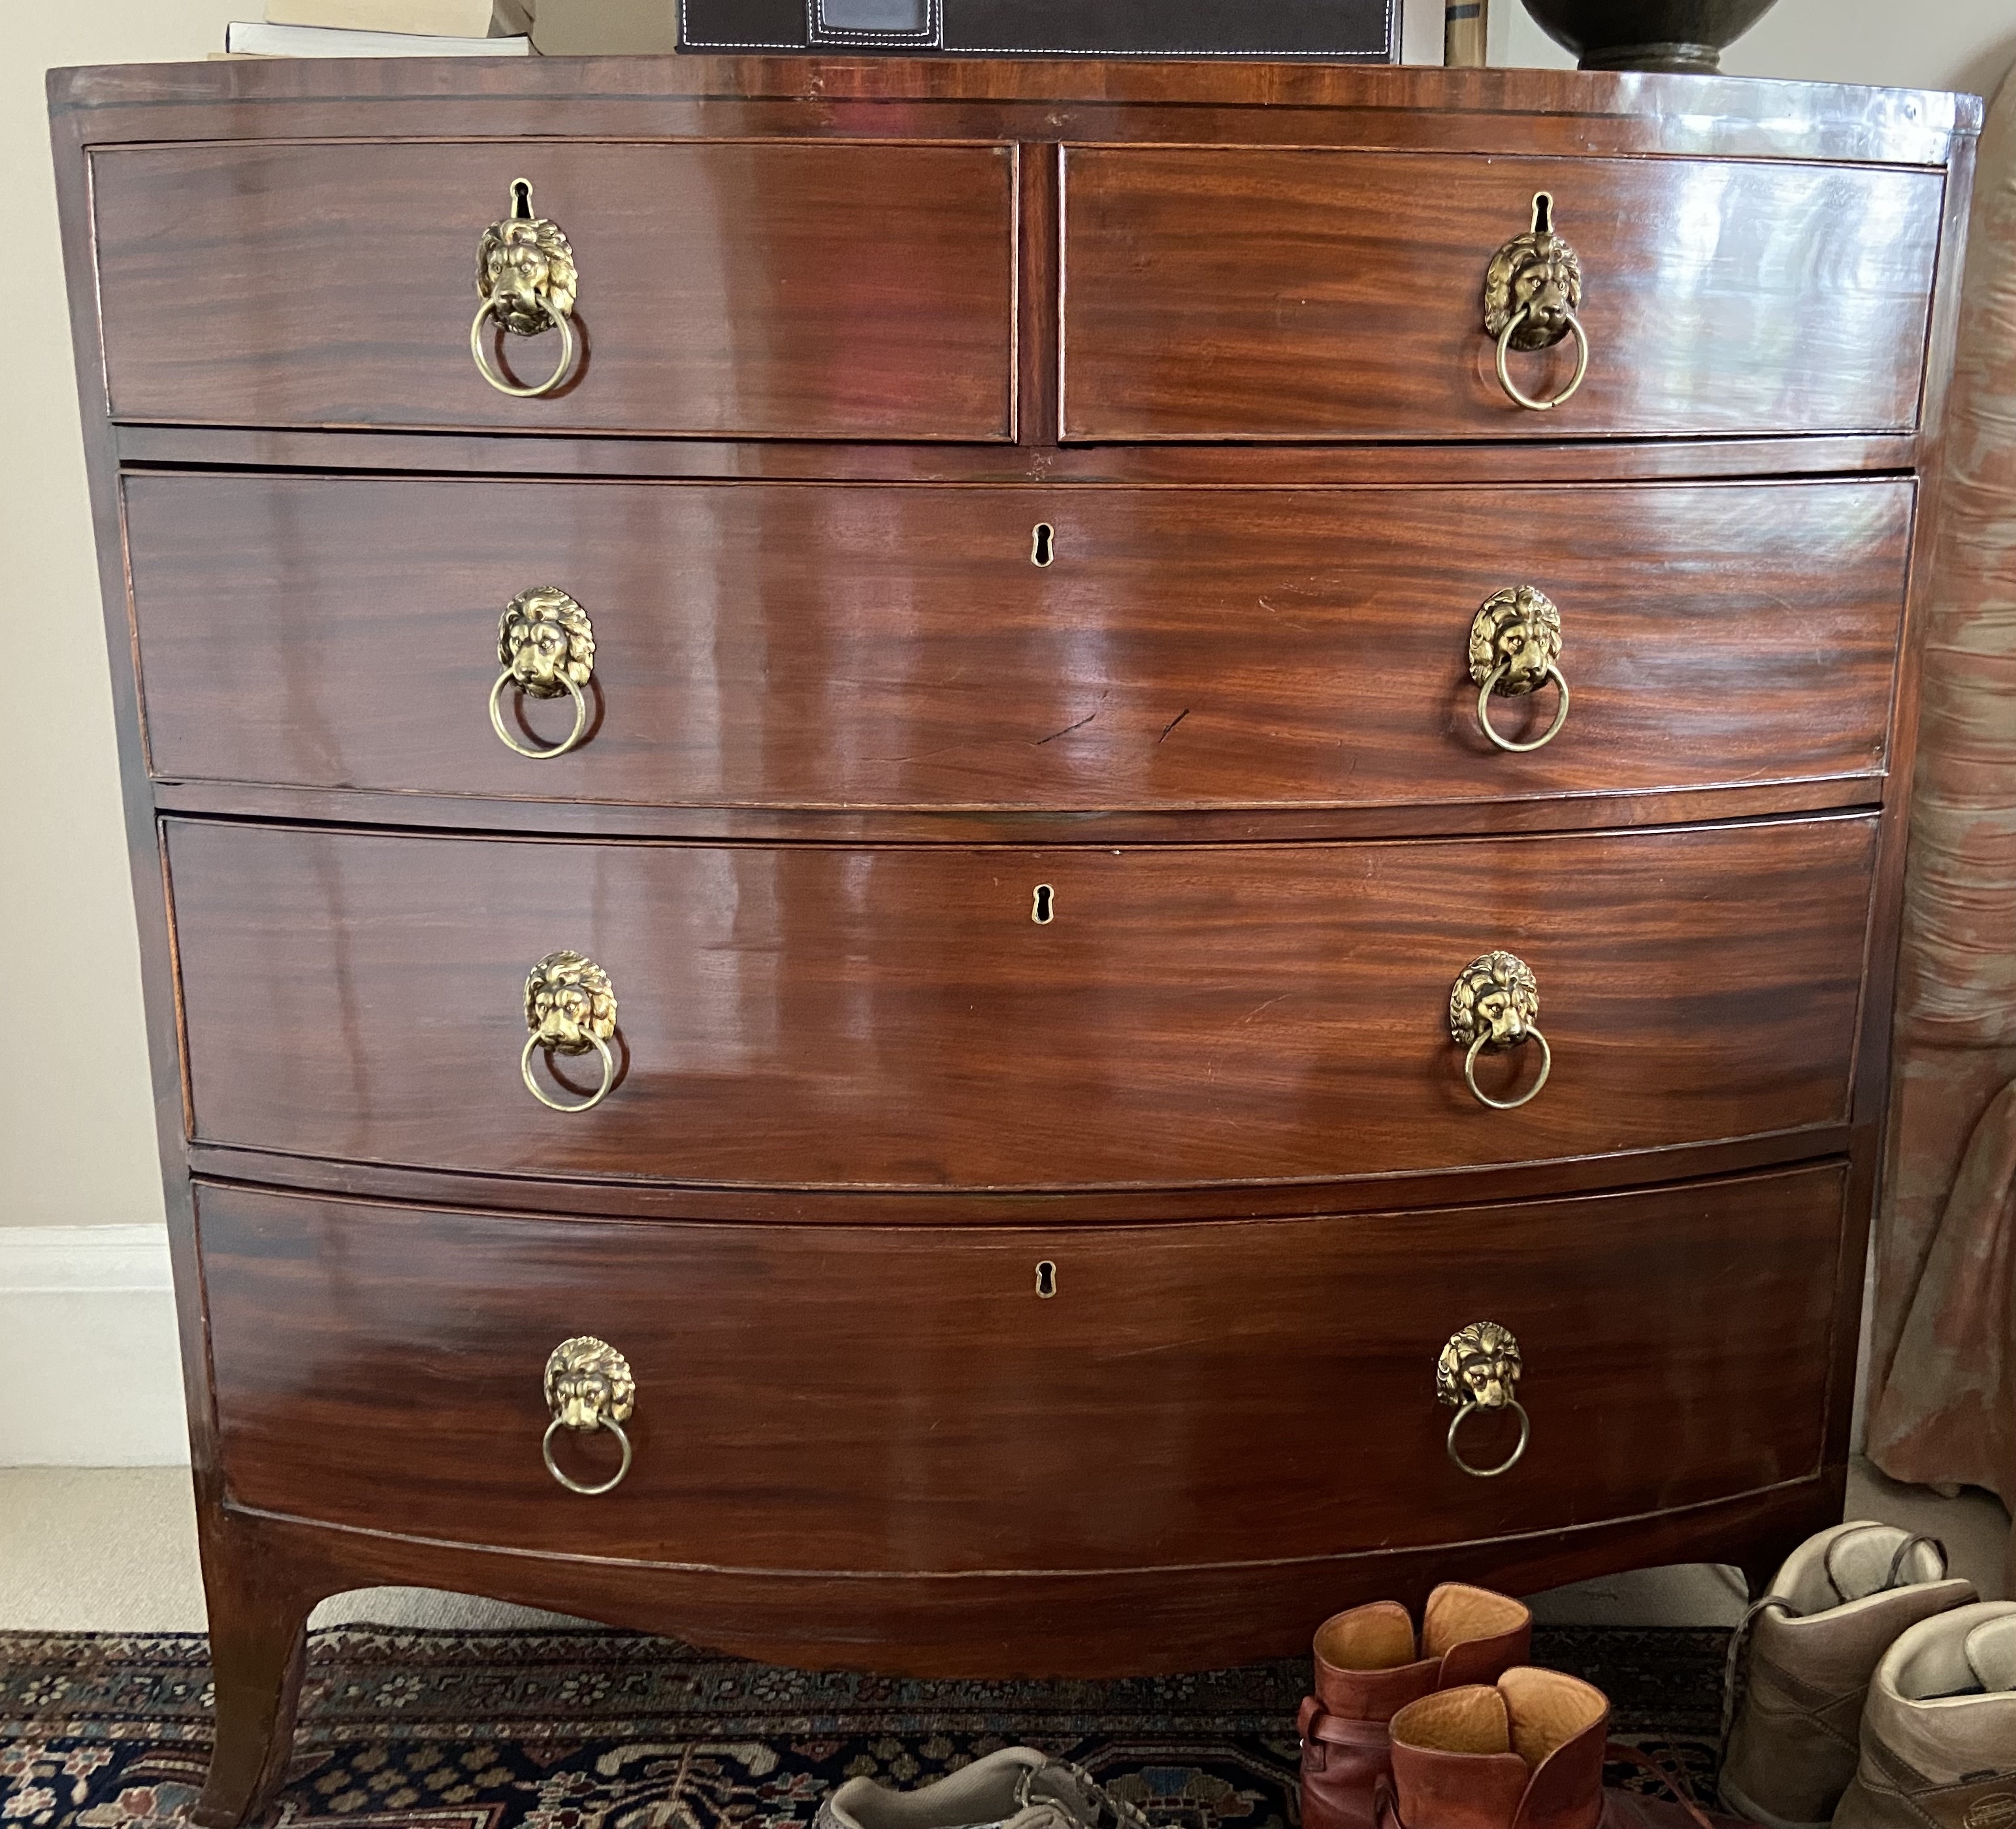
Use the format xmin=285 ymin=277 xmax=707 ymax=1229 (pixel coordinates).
xmin=1530 ymin=191 xmax=1554 ymax=236
xmin=1031 ymin=523 xmax=1056 ymax=567
xmin=1032 ymin=884 xmax=1054 ymax=925
xmin=510 ymin=178 xmax=536 ymax=219
xmin=1035 ymin=1260 xmax=1058 ymax=1299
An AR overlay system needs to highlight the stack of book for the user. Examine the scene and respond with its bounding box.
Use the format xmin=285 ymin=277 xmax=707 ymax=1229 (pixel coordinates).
xmin=222 ymin=0 xmax=538 ymax=57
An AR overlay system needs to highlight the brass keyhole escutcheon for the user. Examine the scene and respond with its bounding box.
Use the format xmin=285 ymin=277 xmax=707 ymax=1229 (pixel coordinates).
xmin=1032 ymin=884 xmax=1056 ymax=925
xmin=1437 ymin=1322 xmax=1530 ymax=1480
xmin=1035 ymin=1260 xmax=1058 ymax=1299
xmin=1482 ymin=192 xmax=1589 ymax=413
xmin=1031 ymin=523 xmax=1056 ymax=567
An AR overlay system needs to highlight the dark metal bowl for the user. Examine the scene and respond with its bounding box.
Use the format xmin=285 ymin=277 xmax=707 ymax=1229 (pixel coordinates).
xmin=1519 ymin=0 xmax=1781 ymax=71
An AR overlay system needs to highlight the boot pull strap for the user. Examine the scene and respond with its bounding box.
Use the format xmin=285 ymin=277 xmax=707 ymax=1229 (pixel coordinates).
xmin=1604 ymin=1742 xmax=1719 ymax=1829
xmin=1821 ymin=1530 xmax=1949 ymax=1603
xmin=1879 ymin=1533 xmax=1948 ymax=1593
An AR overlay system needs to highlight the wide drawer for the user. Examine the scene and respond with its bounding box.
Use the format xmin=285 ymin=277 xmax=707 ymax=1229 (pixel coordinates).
xmin=125 ymin=477 xmax=1911 ymax=817
xmin=1062 ymin=150 xmax=1943 ymax=440
xmin=199 ymin=1167 xmax=1844 ymax=1570
xmin=166 ymin=815 xmax=1876 ymax=1190
xmin=89 ymin=142 xmax=1016 ymax=440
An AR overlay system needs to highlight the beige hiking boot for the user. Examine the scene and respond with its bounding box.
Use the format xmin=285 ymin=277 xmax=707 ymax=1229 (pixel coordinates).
xmin=1720 ymin=1524 xmax=1977 ymax=1829
xmin=1834 ymin=1602 xmax=2016 ymax=1829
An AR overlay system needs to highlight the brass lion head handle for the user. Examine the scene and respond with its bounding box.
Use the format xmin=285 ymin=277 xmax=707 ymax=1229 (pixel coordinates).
xmin=522 ymin=950 xmax=618 ymax=1114
xmin=542 ymin=1335 xmax=635 ymax=1497
xmin=1469 ymin=587 xmax=1571 ymax=754
xmin=1437 ymin=1322 xmax=1531 ymax=1480
xmin=472 ymin=178 xmax=580 ymax=399
xmin=490 ymin=588 xmax=595 ymax=760
xmin=1482 ymin=193 xmax=1589 ymax=413
xmin=1449 ymin=950 xmax=1553 ymax=1112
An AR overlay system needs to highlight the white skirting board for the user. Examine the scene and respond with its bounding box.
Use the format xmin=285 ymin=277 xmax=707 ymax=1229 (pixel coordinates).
xmin=0 ymin=1226 xmax=191 ymax=1466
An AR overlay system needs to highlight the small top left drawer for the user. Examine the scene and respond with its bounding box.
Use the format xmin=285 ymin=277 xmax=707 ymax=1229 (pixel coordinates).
xmin=88 ymin=140 xmax=1018 ymax=440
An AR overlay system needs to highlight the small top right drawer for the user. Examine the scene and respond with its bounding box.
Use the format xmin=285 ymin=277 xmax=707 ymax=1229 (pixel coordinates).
xmin=1059 ymin=150 xmax=1943 ymax=441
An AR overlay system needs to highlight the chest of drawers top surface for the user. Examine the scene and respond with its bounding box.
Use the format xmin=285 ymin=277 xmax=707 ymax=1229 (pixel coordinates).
xmin=50 ymin=55 xmax=1974 ymax=1740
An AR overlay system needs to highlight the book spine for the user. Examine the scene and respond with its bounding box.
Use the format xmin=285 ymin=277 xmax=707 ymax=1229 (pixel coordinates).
xmin=1444 ymin=0 xmax=1487 ymax=66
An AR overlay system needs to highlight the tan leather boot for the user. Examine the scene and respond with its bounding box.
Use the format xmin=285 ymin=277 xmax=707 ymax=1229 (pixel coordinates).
xmin=1720 ymin=1524 xmax=1977 ymax=1829
xmin=1299 ymin=1585 xmax=1532 ymax=1829
xmin=1382 ymin=1667 xmax=1733 ymax=1829
xmin=1833 ymin=1602 xmax=2016 ymax=1829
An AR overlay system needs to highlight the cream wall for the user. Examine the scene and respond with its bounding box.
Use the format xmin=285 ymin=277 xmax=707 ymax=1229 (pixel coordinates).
xmin=5 ymin=0 xmax=2015 ymax=1243
xmin=5 ymin=1 xmax=242 ymax=1236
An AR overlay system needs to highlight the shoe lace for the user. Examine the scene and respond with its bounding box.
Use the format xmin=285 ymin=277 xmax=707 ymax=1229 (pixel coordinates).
xmin=1013 ymin=1758 xmax=1153 ymax=1829
xmin=1606 ymin=1740 xmax=1721 ymax=1829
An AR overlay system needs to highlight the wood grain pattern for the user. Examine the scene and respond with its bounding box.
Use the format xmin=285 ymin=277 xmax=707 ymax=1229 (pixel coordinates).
xmin=197 ymin=1167 xmax=1845 ymax=1575
xmin=49 ymin=58 xmax=1980 ymax=171
xmin=126 ymin=476 xmax=1911 ymax=816
xmin=91 ymin=140 xmax=1017 ymax=440
xmin=165 ymin=815 xmax=1877 ymax=1190
xmin=210 ymin=1470 xmax=1843 ymax=1681
xmin=44 ymin=55 xmax=1976 ymax=1813
xmin=1062 ymin=150 xmax=1944 ymax=441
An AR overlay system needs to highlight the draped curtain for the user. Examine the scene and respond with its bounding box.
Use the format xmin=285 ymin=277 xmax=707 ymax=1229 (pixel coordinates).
xmin=1865 ymin=67 xmax=2016 ymax=1592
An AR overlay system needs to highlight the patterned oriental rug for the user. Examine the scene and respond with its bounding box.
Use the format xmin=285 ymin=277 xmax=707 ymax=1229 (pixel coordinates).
xmin=0 ymin=1625 xmax=1729 ymax=1828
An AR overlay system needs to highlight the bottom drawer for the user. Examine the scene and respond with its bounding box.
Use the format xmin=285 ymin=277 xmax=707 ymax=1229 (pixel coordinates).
xmin=198 ymin=1167 xmax=1845 ymax=1574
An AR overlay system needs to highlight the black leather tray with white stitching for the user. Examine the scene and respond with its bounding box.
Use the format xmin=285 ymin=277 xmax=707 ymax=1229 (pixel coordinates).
xmin=677 ymin=0 xmax=1395 ymax=59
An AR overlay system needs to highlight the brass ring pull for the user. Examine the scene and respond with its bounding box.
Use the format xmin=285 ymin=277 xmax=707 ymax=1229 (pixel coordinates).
xmin=1450 ymin=950 xmax=1551 ymax=1112
xmin=1438 ymin=1323 xmax=1528 ymax=1481
xmin=1495 ymin=307 xmax=1589 ymax=413
xmin=522 ymin=950 xmax=618 ymax=1114
xmin=1463 ymin=1026 xmax=1552 ymax=1111
xmin=542 ymin=1336 xmax=635 ymax=1497
xmin=470 ymin=295 xmax=576 ymax=398
xmin=491 ymin=666 xmax=589 ymax=759
xmin=542 ymin=1414 xmax=633 ymax=1496
xmin=1469 ymin=587 xmax=1570 ymax=755
xmin=1447 ymin=1399 xmax=1533 ymax=1480
xmin=1477 ymin=661 xmax=1571 ymax=753
xmin=491 ymin=589 xmax=596 ymax=761
xmin=521 ymin=1028 xmax=615 ymax=1114
xmin=472 ymin=178 xmax=579 ymax=400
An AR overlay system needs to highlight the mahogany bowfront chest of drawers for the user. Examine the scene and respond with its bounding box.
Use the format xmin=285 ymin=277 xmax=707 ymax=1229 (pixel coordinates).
xmin=51 ymin=54 xmax=1975 ymax=1826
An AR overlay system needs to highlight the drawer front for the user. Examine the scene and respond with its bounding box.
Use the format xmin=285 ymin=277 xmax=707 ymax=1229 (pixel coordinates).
xmin=167 ymin=817 xmax=1874 ymax=1189
xmin=127 ymin=476 xmax=1910 ymax=814
xmin=91 ymin=142 xmax=1016 ymax=440
xmin=1062 ymin=150 xmax=1942 ymax=440
xmin=199 ymin=1168 xmax=1844 ymax=1570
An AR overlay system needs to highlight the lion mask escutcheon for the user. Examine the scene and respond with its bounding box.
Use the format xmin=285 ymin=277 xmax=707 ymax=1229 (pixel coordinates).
xmin=478 ymin=214 xmax=579 ymax=336
xmin=1437 ymin=1322 xmax=1524 ymax=1412
xmin=500 ymin=588 xmax=594 ymax=698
